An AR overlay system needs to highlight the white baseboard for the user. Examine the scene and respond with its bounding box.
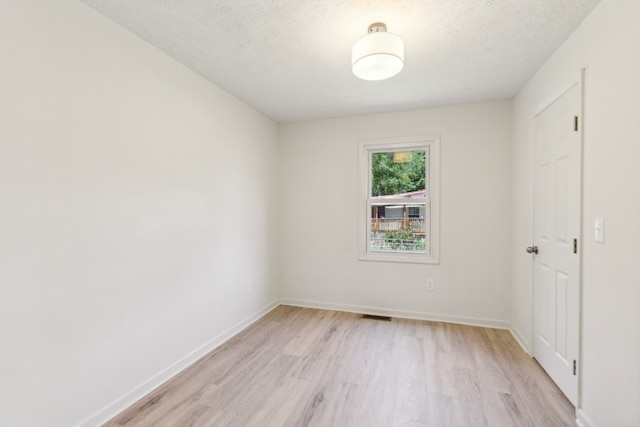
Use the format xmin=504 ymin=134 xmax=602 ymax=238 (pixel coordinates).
xmin=75 ymin=300 xmax=280 ymax=427
xmin=280 ymin=298 xmax=510 ymax=330
xmin=509 ymin=325 xmax=531 ymax=355
xmin=576 ymin=408 xmax=597 ymax=427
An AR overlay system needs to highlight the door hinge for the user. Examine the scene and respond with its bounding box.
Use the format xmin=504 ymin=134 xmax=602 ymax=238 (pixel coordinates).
xmin=574 ymin=116 xmax=579 ymax=132
xmin=573 ymin=238 xmax=578 ymax=254
xmin=573 ymin=359 xmax=577 ymax=375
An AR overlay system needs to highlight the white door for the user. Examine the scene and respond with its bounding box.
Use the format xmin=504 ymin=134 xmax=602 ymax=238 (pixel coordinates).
xmin=532 ymin=82 xmax=581 ymax=406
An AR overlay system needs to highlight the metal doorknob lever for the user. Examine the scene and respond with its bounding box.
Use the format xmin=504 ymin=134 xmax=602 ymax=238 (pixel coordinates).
xmin=526 ymin=246 xmax=539 ymax=254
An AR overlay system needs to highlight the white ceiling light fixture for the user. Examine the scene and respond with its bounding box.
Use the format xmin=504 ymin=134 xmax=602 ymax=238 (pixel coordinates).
xmin=352 ymin=22 xmax=404 ymax=81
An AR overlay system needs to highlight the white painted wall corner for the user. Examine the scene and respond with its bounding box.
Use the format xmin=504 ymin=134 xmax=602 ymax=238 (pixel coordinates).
xmin=576 ymin=408 xmax=597 ymax=427
xmin=509 ymin=325 xmax=531 ymax=355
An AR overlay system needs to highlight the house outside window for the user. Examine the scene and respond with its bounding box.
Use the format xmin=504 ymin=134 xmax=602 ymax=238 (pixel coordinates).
xmin=359 ymin=136 xmax=440 ymax=264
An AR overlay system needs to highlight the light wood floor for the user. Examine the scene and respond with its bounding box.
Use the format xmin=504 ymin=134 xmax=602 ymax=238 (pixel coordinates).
xmin=105 ymin=305 xmax=575 ymax=427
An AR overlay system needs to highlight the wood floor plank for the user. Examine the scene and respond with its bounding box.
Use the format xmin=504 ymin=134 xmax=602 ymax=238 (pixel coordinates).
xmin=245 ymin=376 xmax=310 ymax=427
xmin=393 ymin=335 xmax=430 ymax=424
xmin=354 ymin=357 xmax=398 ymax=427
xmin=104 ymin=306 xmax=576 ymax=427
xmin=283 ymin=309 xmax=341 ymax=357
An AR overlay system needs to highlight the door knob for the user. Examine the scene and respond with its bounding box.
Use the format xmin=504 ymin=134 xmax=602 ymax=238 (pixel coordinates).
xmin=526 ymin=246 xmax=539 ymax=254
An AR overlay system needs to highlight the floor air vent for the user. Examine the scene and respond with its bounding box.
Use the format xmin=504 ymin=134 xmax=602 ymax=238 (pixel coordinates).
xmin=361 ymin=314 xmax=392 ymax=321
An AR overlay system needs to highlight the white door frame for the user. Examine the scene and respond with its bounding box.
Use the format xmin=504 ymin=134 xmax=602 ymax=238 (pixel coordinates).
xmin=531 ymin=69 xmax=585 ymax=406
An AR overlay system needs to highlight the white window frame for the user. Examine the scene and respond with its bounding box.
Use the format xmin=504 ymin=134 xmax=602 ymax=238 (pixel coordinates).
xmin=358 ymin=136 xmax=440 ymax=264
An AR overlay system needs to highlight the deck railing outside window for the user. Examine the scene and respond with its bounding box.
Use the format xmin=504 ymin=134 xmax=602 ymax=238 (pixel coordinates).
xmin=370 ymin=217 xmax=425 ymax=234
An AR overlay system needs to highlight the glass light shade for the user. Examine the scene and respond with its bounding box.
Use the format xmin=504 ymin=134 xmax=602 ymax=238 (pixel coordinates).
xmin=352 ymin=31 xmax=404 ymax=81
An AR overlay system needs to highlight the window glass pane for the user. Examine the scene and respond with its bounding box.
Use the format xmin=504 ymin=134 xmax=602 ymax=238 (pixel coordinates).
xmin=370 ymin=203 xmax=427 ymax=253
xmin=371 ymin=149 xmax=427 ymax=197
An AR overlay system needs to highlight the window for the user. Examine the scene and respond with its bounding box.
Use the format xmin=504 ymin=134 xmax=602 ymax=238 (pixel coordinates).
xmin=359 ymin=136 xmax=440 ymax=264
xmin=407 ymin=206 xmax=421 ymax=218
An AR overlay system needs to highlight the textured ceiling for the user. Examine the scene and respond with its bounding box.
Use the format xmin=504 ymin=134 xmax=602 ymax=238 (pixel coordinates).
xmin=82 ymin=0 xmax=601 ymax=123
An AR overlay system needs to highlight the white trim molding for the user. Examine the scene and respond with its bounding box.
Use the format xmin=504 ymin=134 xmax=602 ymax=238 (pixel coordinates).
xmin=576 ymin=408 xmax=597 ymax=427
xmin=509 ymin=325 xmax=532 ymax=355
xmin=76 ymin=300 xmax=280 ymax=427
xmin=281 ymin=298 xmax=510 ymax=330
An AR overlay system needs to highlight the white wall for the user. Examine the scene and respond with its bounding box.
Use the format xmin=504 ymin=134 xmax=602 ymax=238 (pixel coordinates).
xmin=280 ymin=101 xmax=512 ymax=327
xmin=510 ymin=1 xmax=640 ymax=426
xmin=0 ymin=1 xmax=280 ymax=426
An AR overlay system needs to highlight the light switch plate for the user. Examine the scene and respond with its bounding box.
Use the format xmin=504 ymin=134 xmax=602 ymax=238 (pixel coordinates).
xmin=594 ymin=217 xmax=604 ymax=243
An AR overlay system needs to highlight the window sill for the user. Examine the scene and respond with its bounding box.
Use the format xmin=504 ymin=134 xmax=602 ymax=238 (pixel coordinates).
xmin=358 ymin=253 xmax=439 ymax=265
